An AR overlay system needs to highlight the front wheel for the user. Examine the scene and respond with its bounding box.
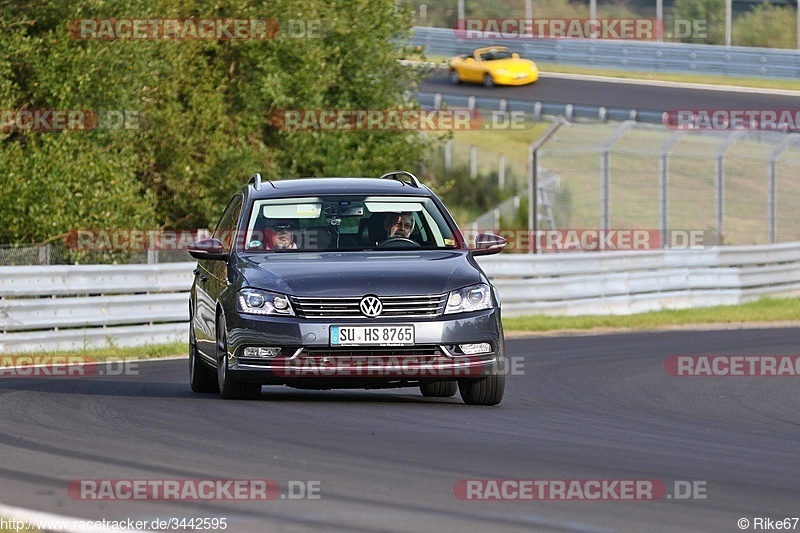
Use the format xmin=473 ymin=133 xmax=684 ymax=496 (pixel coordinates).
xmin=420 ymin=381 xmax=458 ymax=397
xmin=189 ymin=325 xmax=218 ymax=393
xmin=459 ymin=373 xmax=505 ymax=405
xmin=483 ymin=74 xmax=495 ymax=88
xmin=216 ymin=314 xmax=261 ymax=400
xmin=449 ymin=69 xmax=461 ymax=85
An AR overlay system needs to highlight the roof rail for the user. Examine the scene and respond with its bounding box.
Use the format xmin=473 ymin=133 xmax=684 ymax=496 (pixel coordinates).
xmin=248 ymin=173 xmax=275 ymax=190
xmin=379 ymin=170 xmax=421 ymax=188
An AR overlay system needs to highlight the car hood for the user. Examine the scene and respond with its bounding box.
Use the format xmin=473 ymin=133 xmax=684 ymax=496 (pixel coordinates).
xmin=235 ymin=251 xmax=483 ymax=297
xmin=489 ymin=58 xmax=535 ymax=70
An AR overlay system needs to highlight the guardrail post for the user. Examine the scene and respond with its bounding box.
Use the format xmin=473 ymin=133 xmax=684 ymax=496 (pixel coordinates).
xmin=498 ymin=154 xmax=505 ymax=189
xmin=434 ymin=93 xmax=442 ymax=110
xmin=38 ymin=244 xmax=50 ymax=265
xmin=444 ymin=139 xmax=452 ymax=171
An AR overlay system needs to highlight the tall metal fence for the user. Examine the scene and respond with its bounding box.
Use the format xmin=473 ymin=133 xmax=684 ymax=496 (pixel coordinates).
xmin=456 ymin=121 xmax=800 ymax=247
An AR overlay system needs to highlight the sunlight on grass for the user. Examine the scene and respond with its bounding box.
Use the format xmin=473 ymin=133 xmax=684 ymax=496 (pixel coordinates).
xmin=503 ymin=297 xmax=800 ymax=332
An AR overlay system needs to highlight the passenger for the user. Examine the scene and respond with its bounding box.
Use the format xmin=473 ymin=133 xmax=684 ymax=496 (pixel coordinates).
xmin=265 ymin=219 xmax=299 ymax=250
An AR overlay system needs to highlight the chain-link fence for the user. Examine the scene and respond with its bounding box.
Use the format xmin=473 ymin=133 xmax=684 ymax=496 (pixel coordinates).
xmin=0 ymin=243 xmax=192 ymax=266
xmin=461 ymin=121 xmax=800 ymax=247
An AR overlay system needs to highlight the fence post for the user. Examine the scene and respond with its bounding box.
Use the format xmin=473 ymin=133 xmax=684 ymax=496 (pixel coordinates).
xmin=767 ymin=134 xmax=799 ymax=244
xmin=660 ymin=131 xmax=685 ymax=248
xmin=470 ymin=145 xmax=477 ymax=178
xmin=498 ymin=154 xmax=505 ymax=189
xmin=444 ymin=139 xmax=452 ymax=171
xmin=528 ymin=117 xmax=568 ymax=253
xmin=716 ymin=131 xmax=744 ymax=241
xmin=600 ymin=121 xmax=636 ymax=233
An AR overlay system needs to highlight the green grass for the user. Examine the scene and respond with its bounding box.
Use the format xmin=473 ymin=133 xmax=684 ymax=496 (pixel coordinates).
xmin=415 ymin=54 xmax=800 ymax=91
xmin=503 ymin=296 xmax=800 ymax=332
xmin=1 ymin=342 xmax=185 ymax=360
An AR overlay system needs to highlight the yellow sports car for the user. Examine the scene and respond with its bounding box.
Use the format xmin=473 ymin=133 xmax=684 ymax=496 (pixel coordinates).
xmin=448 ymin=46 xmax=539 ymax=87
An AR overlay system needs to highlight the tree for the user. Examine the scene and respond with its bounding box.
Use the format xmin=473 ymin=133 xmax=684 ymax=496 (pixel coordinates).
xmin=0 ymin=0 xmax=432 ymax=246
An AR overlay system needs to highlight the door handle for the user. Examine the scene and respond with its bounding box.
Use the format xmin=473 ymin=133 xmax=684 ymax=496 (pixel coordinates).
xmin=200 ymin=274 xmax=208 ymax=282
xmin=193 ymin=268 xmax=200 ymax=276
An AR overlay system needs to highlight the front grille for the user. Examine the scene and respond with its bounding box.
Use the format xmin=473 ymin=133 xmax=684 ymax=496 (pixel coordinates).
xmin=303 ymin=345 xmax=444 ymax=358
xmin=290 ymin=294 xmax=447 ymax=319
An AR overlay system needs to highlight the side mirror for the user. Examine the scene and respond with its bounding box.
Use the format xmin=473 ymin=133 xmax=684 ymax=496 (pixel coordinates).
xmin=188 ymin=238 xmax=229 ymax=261
xmin=512 ymin=53 xmax=520 ymax=59
xmin=470 ymin=233 xmax=507 ymax=256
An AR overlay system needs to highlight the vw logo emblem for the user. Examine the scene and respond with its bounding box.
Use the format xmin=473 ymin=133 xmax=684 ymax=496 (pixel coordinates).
xmin=360 ymin=295 xmax=383 ymax=318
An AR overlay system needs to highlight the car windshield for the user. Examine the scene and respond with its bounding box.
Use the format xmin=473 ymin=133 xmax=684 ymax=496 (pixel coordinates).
xmin=481 ymin=49 xmax=513 ymax=61
xmin=241 ymin=195 xmax=458 ymax=252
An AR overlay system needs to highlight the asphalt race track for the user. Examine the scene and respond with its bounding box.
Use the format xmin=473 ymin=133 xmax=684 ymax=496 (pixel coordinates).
xmin=420 ymin=71 xmax=800 ymax=113
xmin=1 ymin=328 xmax=799 ymax=532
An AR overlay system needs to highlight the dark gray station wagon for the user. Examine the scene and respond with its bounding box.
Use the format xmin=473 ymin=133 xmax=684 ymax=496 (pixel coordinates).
xmin=188 ymin=171 xmax=507 ymax=405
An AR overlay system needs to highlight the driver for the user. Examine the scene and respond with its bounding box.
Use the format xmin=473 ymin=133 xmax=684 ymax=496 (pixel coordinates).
xmin=384 ymin=213 xmax=415 ymax=239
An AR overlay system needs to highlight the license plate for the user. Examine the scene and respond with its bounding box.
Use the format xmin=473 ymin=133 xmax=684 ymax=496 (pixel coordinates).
xmin=330 ymin=325 xmax=415 ymax=346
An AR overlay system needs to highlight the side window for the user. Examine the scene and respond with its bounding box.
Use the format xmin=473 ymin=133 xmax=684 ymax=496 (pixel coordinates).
xmin=213 ymin=195 xmax=243 ymax=251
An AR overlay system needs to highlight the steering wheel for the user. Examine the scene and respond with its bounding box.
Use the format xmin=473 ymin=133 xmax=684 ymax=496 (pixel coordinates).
xmin=377 ymin=236 xmax=421 ymax=248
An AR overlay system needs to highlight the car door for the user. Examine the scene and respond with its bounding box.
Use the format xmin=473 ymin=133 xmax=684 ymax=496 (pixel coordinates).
xmin=462 ymin=52 xmax=485 ymax=82
xmin=194 ymin=194 xmax=243 ymax=360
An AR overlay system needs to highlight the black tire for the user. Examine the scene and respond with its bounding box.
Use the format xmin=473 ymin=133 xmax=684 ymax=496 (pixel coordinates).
xmin=189 ymin=324 xmax=218 ymax=393
xmin=483 ymin=74 xmax=495 ymax=88
xmin=216 ymin=314 xmax=261 ymax=400
xmin=459 ymin=373 xmax=505 ymax=405
xmin=449 ymin=69 xmax=461 ymax=85
xmin=420 ymin=380 xmax=458 ymax=397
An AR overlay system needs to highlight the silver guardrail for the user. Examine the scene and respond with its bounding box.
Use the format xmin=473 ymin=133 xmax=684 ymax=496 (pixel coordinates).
xmin=410 ymin=26 xmax=800 ymax=79
xmin=2 ymin=242 xmax=800 ymax=352
xmin=0 ymin=263 xmax=193 ymax=353
xmin=416 ymin=91 xmax=666 ymax=123
xmin=477 ymin=241 xmax=800 ymax=316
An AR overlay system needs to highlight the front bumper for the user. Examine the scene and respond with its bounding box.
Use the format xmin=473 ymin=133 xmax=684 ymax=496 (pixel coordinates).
xmin=494 ymin=71 xmax=539 ymax=85
xmin=224 ymin=308 xmax=504 ymax=386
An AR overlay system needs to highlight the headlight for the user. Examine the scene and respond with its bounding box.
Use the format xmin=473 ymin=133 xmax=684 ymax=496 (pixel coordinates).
xmin=236 ymin=289 xmax=294 ymax=316
xmin=444 ymin=283 xmax=493 ymax=314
